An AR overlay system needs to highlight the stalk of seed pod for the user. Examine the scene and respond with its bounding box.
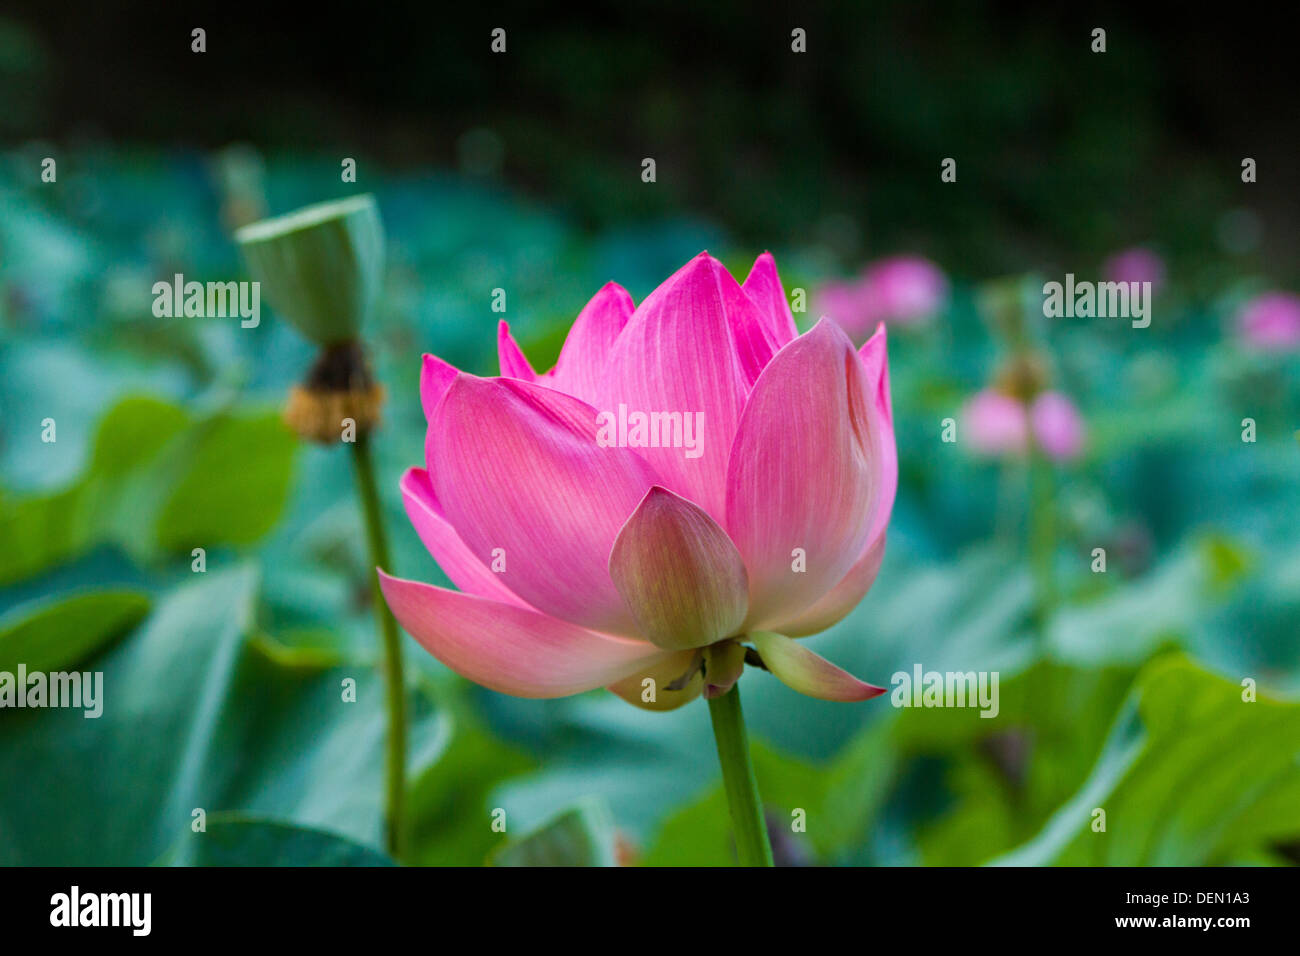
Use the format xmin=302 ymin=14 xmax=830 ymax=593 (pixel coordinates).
xmin=236 ymin=194 xmax=407 ymax=860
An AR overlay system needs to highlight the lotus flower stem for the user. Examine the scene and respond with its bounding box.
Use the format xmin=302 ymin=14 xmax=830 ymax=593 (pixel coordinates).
xmin=707 ymin=685 xmax=774 ymax=866
xmin=1027 ymin=449 xmax=1057 ymax=632
xmin=350 ymin=433 xmax=407 ymax=860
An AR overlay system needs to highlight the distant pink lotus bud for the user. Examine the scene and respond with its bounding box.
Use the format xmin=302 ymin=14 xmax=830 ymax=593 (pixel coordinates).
xmin=1103 ymin=247 xmax=1165 ymax=292
xmin=963 ymin=389 xmax=1028 ymax=456
xmin=1029 ymin=391 xmax=1085 ymax=461
xmin=811 ymin=279 xmax=872 ymax=338
xmin=380 ymin=252 xmax=895 ymax=710
xmin=859 ymin=256 xmax=948 ymax=328
xmin=1235 ymin=291 xmax=1300 ymax=351
xmin=815 ymin=255 xmax=947 ymax=345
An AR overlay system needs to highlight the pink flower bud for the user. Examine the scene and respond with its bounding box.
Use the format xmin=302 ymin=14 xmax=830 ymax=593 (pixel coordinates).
xmin=963 ymin=389 xmax=1029 ymax=456
xmin=860 ymin=255 xmax=948 ymax=328
xmin=1102 ymin=247 xmax=1165 ymax=292
xmin=1235 ymin=291 xmax=1300 ymax=352
xmin=1029 ymin=391 xmax=1085 ymax=462
xmin=815 ymin=255 xmax=947 ymax=345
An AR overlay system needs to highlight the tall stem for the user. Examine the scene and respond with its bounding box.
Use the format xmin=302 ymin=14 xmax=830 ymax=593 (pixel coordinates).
xmin=706 ymin=685 xmax=774 ymax=867
xmin=1027 ymin=448 xmax=1057 ymax=634
xmin=350 ymin=434 xmax=407 ymax=860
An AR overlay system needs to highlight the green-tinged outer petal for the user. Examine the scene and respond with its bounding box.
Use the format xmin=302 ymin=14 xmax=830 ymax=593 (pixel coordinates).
xmin=235 ymin=194 xmax=384 ymax=345
xmin=778 ymin=533 xmax=887 ymax=637
xmin=609 ymin=486 xmax=749 ymax=650
xmin=702 ymin=640 xmax=746 ymax=699
xmin=607 ymin=649 xmax=703 ymax=711
xmin=749 ymin=630 xmax=885 ymax=702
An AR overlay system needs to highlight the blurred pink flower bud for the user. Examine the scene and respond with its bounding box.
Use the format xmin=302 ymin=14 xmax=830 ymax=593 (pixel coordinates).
xmin=963 ymin=389 xmax=1028 ymax=456
xmin=1102 ymin=247 xmax=1165 ymax=293
xmin=811 ymin=279 xmax=872 ymax=339
xmin=861 ymin=256 xmax=948 ymax=328
xmin=1029 ymin=391 xmax=1085 ymax=461
xmin=815 ymin=255 xmax=947 ymax=345
xmin=1235 ymin=291 xmax=1300 ymax=351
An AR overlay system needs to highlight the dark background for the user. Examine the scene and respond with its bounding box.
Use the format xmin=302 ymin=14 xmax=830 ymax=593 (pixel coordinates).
xmin=3 ymin=1 xmax=1296 ymax=276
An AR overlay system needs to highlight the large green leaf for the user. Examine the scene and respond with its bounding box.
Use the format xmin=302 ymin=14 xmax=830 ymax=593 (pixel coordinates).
xmin=490 ymin=799 xmax=618 ymax=867
xmin=405 ymin=719 xmax=535 ymax=866
xmin=0 ymin=396 xmax=296 ymax=584
xmin=162 ymin=814 xmax=396 ymax=866
xmin=995 ymin=654 xmax=1300 ymax=865
xmin=0 ymin=589 xmax=150 ymax=673
xmin=0 ymin=567 xmax=446 ymax=865
xmin=1048 ymin=535 xmax=1252 ymax=666
xmin=904 ymin=659 xmax=1138 ymax=865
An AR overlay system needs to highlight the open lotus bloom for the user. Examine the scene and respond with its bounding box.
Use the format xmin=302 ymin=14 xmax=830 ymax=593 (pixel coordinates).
xmin=380 ymin=252 xmax=896 ymax=710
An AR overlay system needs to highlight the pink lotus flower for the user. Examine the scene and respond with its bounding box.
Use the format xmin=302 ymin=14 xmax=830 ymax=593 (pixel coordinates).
xmin=1103 ymin=247 xmax=1165 ymax=293
xmin=1029 ymin=391 xmax=1085 ymax=461
xmin=963 ymin=388 xmax=1085 ymax=462
xmin=1235 ymin=291 xmax=1300 ymax=351
xmin=963 ymin=389 xmax=1029 ymax=456
xmin=815 ymin=255 xmax=947 ymax=344
xmin=379 ymin=253 xmax=896 ymax=709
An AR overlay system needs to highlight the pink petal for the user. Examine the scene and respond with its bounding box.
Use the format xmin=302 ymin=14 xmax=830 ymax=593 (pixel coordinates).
xmin=765 ymin=330 xmax=894 ymax=637
xmin=420 ymin=353 xmax=460 ymax=421
xmin=497 ymin=320 xmax=538 ymax=381
xmin=608 ymin=486 xmax=748 ymax=650
xmin=857 ymin=324 xmax=897 ymax=547
xmin=725 ymin=318 xmax=879 ymax=630
xmin=776 ymin=533 xmax=887 ymax=637
xmin=749 ymin=630 xmax=885 ymax=702
xmin=606 ymin=648 xmax=703 ymax=711
xmin=741 ymin=251 xmax=799 ymax=351
xmin=379 ymin=572 xmax=663 ymax=698
xmin=400 ymin=467 xmax=530 ymax=609
xmin=548 ymin=282 xmax=635 ymax=404
xmin=427 ymin=374 xmax=658 ymax=635
xmin=596 ymin=253 xmax=757 ymax=523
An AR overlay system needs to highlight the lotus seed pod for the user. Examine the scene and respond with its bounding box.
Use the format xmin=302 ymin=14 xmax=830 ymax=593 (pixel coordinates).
xmin=235 ymin=194 xmax=385 ymax=346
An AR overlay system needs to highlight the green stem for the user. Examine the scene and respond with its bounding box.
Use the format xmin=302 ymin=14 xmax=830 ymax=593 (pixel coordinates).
xmin=350 ymin=434 xmax=407 ymax=860
xmin=707 ymin=685 xmax=774 ymax=867
xmin=1027 ymin=448 xmax=1057 ymax=634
